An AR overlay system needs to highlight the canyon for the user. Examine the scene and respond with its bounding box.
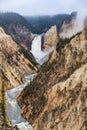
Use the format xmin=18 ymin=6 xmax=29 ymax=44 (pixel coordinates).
xmin=0 ymin=26 xmax=37 ymax=129
xmin=0 ymin=11 xmax=87 ymax=130
xmin=17 ymin=28 xmax=87 ymax=130
xmin=0 ymin=27 xmax=37 ymax=89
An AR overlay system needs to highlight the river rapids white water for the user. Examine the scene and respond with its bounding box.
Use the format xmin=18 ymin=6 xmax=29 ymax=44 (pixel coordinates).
xmin=5 ymin=75 xmax=34 ymax=130
xmin=5 ymin=35 xmax=54 ymax=130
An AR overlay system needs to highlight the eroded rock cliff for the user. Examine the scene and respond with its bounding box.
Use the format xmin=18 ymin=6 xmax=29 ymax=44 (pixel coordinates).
xmin=17 ymin=29 xmax=87 ymax=130
xmin=0 ymin=78 xmax=18 ymax=130
xmin=0 ymin=12 xmax=34 ymax=50
xmin=43 ymin=25 xmax=59 ymax=49
xmin=0 ymin=27 xmax=37 ymax=89
xmin=7 ymin=24 xmax=34 ymax=49
xmin=59 ymin=19 xmax=82 ymax=38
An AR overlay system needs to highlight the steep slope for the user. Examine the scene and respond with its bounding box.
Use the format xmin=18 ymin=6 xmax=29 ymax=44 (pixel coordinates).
xmin=0 ymin=12 xmax=33 ymax=49
xmin=17 ymin=29 xmax=87 ymax=130
xmin=33 ymin=64 xmax=87 ymax=130
xmin=59 ymin=17 xmax=83 ymax=38
xmin=0 ymin=27 xmax=37 ymax=89
xmin=43 ymin=25 xmax=59 ymax=49
xmin=0 ymin=78 xmax=18 ymax=130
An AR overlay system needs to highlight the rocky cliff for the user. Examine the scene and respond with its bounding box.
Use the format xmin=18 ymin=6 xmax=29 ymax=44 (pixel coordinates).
xmin=43 ymin=25 xmax=59 ymax=49
xmin=59 ymin=19 xmax=82 ymax=38
xmin=0 ymin=12 xmax=34 ymax=49
xmin=17 ymin=28 xmax=87 ymax=130
xmin=0 ymin=78 xmax=18 ymax=130
xmin=7 ymin=24 xmax=34 ymax=49
xmin=0 ymin=27 xmax=37 ymax=89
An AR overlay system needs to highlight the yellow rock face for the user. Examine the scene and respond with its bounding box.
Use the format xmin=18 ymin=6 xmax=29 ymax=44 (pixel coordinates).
xmin=0 ymin=27 xmax=36 ymax=89
xmin=17 ymin=29 xmax=87 ymax=130
xmin=43 ymin=25 xmax=59 ymax=49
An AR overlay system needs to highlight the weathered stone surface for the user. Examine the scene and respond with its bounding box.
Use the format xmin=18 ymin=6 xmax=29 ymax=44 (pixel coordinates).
xmin=18 ymin=29 xmax=87 ymax=130
xmin=33 ymin=63 xmax=87 ymax=130
xmin=60 ymin=19 xmax=83 ymax=38
xmin=0 ymin=27 xmax=37 ymax=89
xmin=43 ymin=25 xmax=59 ymax=49
xmin=0 ymin=78 xmax=18 ymax=130
xmin=7 ymin=24 xmax=34 ymax=49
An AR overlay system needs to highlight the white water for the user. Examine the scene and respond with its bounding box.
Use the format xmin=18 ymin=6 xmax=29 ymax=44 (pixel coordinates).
xmin=31 ymin=35 xmax=54 ymax=65
xmin=6 ymin=34 xmax=54 ymax=130
xmin=5 ymin=75 xmax=34 ymax=130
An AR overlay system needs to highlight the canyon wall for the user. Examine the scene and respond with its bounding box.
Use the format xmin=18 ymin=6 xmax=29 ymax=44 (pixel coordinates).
xmin=0 ymin=27 xmax=37 ymax=89
xmin=18 ymin=29 xmax=87 ymax=130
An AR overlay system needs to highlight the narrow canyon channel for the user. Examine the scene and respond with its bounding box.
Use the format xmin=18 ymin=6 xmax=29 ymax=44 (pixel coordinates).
xmin=5 ymin=74 xmax=34 ymax=130
xmin=5 ymin=35 xmax=54 ymax=130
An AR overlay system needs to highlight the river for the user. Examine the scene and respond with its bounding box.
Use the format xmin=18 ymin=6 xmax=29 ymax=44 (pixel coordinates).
xmin=5 ymin=35 xmax=54 ymax=130
xmin=5 ymin=75 xmax=34 ymax=130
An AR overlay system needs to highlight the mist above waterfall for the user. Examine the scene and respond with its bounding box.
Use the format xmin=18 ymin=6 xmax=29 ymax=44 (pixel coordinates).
xmin=59 ymin=11 xmax=87 ymax=38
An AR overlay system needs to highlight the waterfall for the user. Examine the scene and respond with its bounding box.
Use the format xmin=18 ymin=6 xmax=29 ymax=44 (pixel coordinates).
xmin=5 ymin=34 xmax=54 ymax=130
xmin=32 ymin=35 xmax=42 ymax=52
xmin=5 ymin=75 xmax=34 ymax=130
xmin=31 ymin=35 xmax=54 ymax=65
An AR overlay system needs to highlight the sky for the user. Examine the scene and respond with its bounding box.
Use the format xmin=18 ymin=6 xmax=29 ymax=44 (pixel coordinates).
xmin=0 ymin=0 xmax=87 ymax=16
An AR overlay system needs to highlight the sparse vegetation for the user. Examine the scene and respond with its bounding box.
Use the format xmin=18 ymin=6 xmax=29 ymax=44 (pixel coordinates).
xmin=0 ymin=79 xmax=19 ymax=130
xmin=19 ymin=46 xmax=38 ymax=66
xmin=56 ymin=31 xmax=82 ymax=53
xmin=42 ymin=59 xmax=57 ymax=72
xmin=0 ymin=81 xmax=7 ymax=126
xmin=28 ymin=63 xmax=35 ymax=70
xmin=56 ymin=38 xmax=71 ymax=52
